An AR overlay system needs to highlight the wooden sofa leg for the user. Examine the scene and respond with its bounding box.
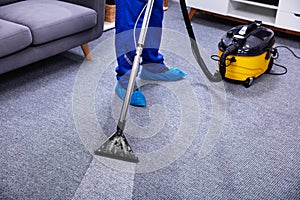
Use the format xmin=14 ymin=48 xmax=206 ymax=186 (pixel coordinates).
xmin=81 ymin=43 xmax=92 ymax=60
xmin=189 ymin=8 xmax=197 ymax=20
xmin=163 ymin=0 xmax=168 ymax=10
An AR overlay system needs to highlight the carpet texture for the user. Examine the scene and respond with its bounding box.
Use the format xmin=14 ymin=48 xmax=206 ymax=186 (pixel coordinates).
xmin=1 ymin=0 xmax=299 ymax=199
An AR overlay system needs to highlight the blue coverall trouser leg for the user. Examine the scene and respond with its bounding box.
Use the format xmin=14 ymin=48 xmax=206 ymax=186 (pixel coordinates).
xmin=115 ymin=0 xmax=166 ymax=88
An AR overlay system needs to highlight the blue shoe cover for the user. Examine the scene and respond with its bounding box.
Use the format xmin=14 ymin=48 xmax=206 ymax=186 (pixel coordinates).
xmin=140 ymin=67 xmax=187 ymax=81
xmin=115 ymin=83 xmax=146 ymax=107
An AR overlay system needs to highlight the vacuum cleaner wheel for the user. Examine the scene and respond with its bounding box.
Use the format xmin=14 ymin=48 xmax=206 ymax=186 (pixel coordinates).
xmin=244 ymin=77 xmax=254 ymax=88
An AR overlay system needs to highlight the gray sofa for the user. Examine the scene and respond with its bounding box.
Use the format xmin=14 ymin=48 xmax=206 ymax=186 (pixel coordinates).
xmin=0 ymin=0 xmax=105 ymax=74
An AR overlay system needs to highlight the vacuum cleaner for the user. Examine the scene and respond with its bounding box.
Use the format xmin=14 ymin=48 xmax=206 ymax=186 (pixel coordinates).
xmin=218 ymin=20 xmax=276 ymax=87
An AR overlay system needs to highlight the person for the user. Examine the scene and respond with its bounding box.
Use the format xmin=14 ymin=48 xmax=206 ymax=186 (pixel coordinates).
xmin=114 ymin=0 xmax=186 ymax=107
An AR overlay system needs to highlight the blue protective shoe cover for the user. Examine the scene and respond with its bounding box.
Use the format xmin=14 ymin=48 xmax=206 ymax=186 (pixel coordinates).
xmin=139 ymin=67 xmax=187 ymax=81
xmin=115 ymin=83 xmax=146 ymax=107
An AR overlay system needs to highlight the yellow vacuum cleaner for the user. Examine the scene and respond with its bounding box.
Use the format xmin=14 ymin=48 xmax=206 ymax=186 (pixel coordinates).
xmin=218 ymin=21 xmax=276 ymax=87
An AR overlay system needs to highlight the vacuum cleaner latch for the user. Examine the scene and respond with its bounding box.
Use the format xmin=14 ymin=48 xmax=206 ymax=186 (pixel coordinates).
xmin=238 ymin=25 xmax=248 ymax=36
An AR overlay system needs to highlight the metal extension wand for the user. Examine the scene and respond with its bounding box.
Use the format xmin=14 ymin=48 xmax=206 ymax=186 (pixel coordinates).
xmin=95 ymin=0 xmax=155 ymax=163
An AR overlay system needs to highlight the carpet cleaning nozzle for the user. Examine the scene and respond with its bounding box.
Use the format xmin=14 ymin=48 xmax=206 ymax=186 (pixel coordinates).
xmin=95 ymin=128 xmax=139 ymax=163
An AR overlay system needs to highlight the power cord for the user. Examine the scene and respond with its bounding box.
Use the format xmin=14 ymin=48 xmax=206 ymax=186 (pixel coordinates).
xmin=123 ymin=3 xmax=148 ymax=66
xmin=133 ymin=3 xmax=148 ymax=46
xmin=210 ymin=45 xmax=300 ymax=76
xmin=268 ymin=45 xmax=300 ymax=75
xmin=273 ymin=45 xmax=300 ymax=59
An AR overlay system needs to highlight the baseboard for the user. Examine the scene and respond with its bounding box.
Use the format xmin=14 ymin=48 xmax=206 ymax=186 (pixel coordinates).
xmin=104 ymin=21 xmax=115 ymax=31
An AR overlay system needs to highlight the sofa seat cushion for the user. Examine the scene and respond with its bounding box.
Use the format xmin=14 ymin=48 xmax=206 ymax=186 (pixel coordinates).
xmin=0 ymin=0 xmax=97 ymax=45
xmin=0 ymin=19 xmax=32 ymax=58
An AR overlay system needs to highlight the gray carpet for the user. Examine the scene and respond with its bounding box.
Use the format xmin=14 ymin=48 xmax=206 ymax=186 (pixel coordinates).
xmin=1 ymin=1 xmax=300 ymax=199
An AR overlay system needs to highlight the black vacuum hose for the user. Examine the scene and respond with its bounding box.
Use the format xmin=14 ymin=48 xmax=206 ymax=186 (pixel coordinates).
xmin=179 ymin=0 xmax=222 ymax=82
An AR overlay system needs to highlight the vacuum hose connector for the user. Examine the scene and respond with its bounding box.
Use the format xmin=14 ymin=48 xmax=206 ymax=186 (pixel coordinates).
xmin=219 ymin=43 xmax=239 ymax=78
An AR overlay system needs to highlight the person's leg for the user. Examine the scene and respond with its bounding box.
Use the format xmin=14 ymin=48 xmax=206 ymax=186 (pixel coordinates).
xmin=115 ymin=0 xmax=146 ymax=88
xmin=114 ymin=0 xmax=147 ymax=106
xmin=141 ymin=0 xmax=166 ymax=73
xmin=140 ymin=0 xmax=187 ymax=81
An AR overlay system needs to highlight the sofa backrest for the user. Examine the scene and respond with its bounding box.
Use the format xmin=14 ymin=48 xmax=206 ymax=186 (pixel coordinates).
xmin=0 ymin=0 xmax=21 ymax=6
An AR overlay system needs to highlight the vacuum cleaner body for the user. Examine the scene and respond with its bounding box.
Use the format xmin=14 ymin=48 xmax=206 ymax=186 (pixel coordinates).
xmin=218 ymin=21 xmax=275 ymax=87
